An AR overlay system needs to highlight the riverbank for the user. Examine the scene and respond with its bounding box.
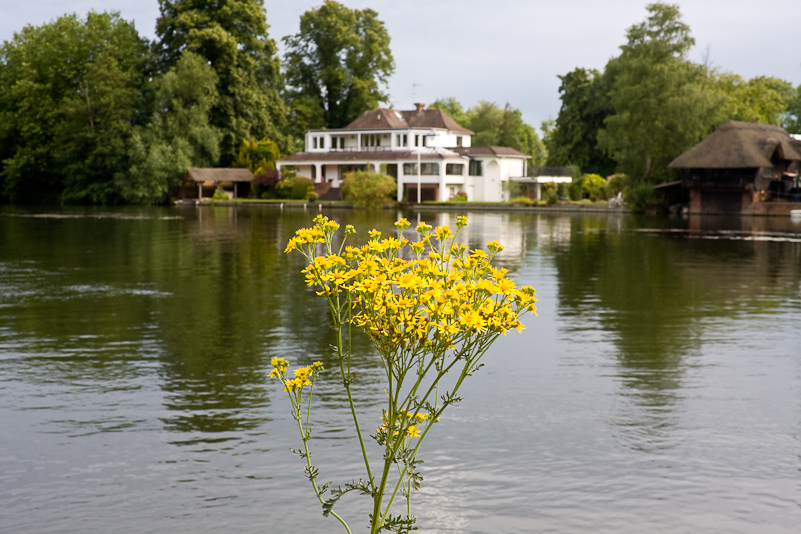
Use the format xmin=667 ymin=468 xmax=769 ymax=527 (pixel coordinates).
xmin=175 ymin=198 xmax=629 ymax=213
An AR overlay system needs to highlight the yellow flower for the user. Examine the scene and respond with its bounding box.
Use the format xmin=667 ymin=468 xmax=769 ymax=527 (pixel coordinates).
xmin=407 ymin=425 xmax=421 ymax=438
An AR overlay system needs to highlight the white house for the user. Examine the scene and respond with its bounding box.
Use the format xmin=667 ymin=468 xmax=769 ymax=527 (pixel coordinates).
xmin=276 ymin=103 xmax=529 ymax=202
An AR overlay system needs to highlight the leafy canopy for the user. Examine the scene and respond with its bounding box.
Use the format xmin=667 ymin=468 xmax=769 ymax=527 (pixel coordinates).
xmin=283 ymin=0 xmax=395 ymax=132
xmin=154 ymin=0 xmax=290 ymax=164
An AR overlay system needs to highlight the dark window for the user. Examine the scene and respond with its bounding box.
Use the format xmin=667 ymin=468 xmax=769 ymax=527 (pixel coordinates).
xmin=456 ymin=136 xmax=462 ymax=147
xmin=403 ymin=163 xmax=417 ymax=175
xmin=446 ymin=163 xmax=464 ymax=175
xmin=469 ymin=160 xmax=483 ymax=176
xmin=320 ymin=137 xmax=324 ymax=149
xmin=339 ymin=137 xmax=345 ymax=149
xmin=421 ymin=163 xmax=439 ymax=175
xmin=415 ymin=135 xmax=419 ymax=147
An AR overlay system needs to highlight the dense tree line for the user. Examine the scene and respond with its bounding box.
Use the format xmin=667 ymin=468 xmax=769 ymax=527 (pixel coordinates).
xmin=545 ymin=3 xmax=801 ymax=194
xmin=0 ymin=0 xmax=394 ymax=204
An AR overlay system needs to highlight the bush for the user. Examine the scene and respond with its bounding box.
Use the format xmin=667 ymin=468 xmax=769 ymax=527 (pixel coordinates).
xmin=625 ymin=181 xmax=664 ymax=212
xmin=253 ymin=168 xmax=281 ymax=197
xmin=606 ymin=173 xmax=626 ymax=199
xmin=546 ymin=192 xmax=559 ymax=205
xmin=341 ymin=170 xmax=396 ymax=209
xmin=570 ymin=173 xmax=607 ymax=201
xmin=307 ymin=191 xmax=319 ymax=202
xmin=509 ymin=196 xmax=533 ymax=205
xmin=291 ymin=176 xmax=314 ymax=200
xmin=212 ymin=187 xmax=229 ymax=201
xmin=541 ymin=181 xmax=558 ymax=199
xmin=451 ymin=191 xmax=468 ymax=202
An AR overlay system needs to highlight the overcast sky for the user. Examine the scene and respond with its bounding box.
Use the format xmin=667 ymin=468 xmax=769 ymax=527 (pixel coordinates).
xmin=3 ymin=0 xmax=801 ymax=130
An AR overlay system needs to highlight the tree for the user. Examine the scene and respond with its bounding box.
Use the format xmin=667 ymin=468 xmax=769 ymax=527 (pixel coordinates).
xmin=0 ymin=11 xmax=149 ymax=203
xmin=283 ymin=0 xmax=394 ymax=132
xmin=154 ymin=0 xmax=289 ymax=164
xmin=546 ymin=68 xmax=616 ymax=176
xmin=429 ymin=97 xmax=468 ymax=126
xmin=712 ymin=74 xmax=794 ymax=126
xmin=120 ymin=51 xmax=222 ymax=204
xmin=234 ymin=138 xmax=280 ymax=173
xmin=430 ymin=98 xmax=547 ymax=167
xmin=597 ymin=3 xmax=722 ymax=183
xmin=783 ymin=85 xmax=801 ymax=134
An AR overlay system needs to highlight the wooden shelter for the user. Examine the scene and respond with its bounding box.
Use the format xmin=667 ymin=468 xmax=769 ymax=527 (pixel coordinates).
xmin=181 ymin=168 xmax=253 ymax=200
xmin=669 ymin=121 xmax=801 ymax=213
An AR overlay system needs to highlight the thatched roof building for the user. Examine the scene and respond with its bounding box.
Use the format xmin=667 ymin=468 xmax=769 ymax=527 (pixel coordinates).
xmin=182 ymin=168 xmax=253 ymax=200
xmin=669 ymin=121 xmax=801 ymax=213
xmin=669 ymin=121 xmax=801 ymax=170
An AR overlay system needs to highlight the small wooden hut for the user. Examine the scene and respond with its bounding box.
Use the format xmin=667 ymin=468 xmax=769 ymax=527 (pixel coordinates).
xmin=181 ymin=168 xmax=253 ymax=200
xmin=669 ymin=121 xmax=801 ymax=213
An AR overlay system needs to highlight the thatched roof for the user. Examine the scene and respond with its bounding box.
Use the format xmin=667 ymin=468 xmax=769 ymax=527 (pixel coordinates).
xmin=185 ymin=168 xmax=253 ymax=182
xmin=669 ymin=121 xmax=801 ymax=169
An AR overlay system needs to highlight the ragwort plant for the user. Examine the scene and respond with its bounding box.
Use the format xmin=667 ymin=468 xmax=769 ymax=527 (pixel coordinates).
xmin=272 ymin=215 xmax=537 ymax=533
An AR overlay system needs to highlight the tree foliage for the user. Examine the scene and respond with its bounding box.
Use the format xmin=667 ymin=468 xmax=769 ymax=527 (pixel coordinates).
xmin=234 ymin=138 xmax=280 ymax=173
xmin=429 ymin=99 xmax=547 ymax=167
xmin=154 ymin=0 xmax=289 ymax=164
xmin=0 ymin=11 xmax=149 ymax=203
xmin=283 ymin=0 xmax=395 ymax=132
xmin=120 ymin=50 xmax=222 ymax=204
xmin=548 ymin=1 xmax=798 ymax=191
xmin=545 ymin=68 xmax=615 ymax=176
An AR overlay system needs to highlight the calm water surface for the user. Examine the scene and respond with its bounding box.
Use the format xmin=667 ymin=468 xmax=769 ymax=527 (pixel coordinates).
xmin=1 ymin=206 xmax=800 ymax=533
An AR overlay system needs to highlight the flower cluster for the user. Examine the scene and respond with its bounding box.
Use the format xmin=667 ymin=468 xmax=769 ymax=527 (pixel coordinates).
xmin=286 ymin=215 xmax=537 ymax=362
xmin=270 ymin=357 xmax=324 ymax=393
xmin=373 ymin=410 xmax=432 ymax=446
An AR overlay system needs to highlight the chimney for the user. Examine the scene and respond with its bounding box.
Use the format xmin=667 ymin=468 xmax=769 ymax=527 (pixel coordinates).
xmin=414 ymin=102 xmax=425 ymax=112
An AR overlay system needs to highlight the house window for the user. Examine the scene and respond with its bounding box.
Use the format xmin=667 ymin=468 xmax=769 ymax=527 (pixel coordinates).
xmin=403 ymin=134 xmax=407 ymax=147
xmin=376 ymin=135 xmax=381 ymax=147
xmin=415 ymin=135 xmax=419 ymax=147
xmin=456 ymin=136 xmax=462 ymax=147
xmin=339 ymin=137 xmax=345 ymax=149
xmin=319 ymin=137 xmax=325 ymax=149
xmin=396 ymin=134 xmax=401 ymax=147
xmin=313 ymin=137 xmax=318 ymax=149
xmin=421 ymin=163 xmax=439 ymax=175
xmin=469 ymin=160 xmax=483 ymax=176
xmin=446 ymin=163 xmax=464 ymax=175
xmin=403 ymin=163 xmax=417 ymax=175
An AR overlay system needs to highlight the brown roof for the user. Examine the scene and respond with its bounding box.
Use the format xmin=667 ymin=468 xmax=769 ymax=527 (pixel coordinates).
xmin=279 ymin=150 xmax=463 ymax=164
xmin=186 ymin=168 xmax=253 ymax=182
xmin=343 ymin=108 xmax=474 ymax=134
xmin=669 ymin=121 xmax=801 ymax=169
xmin=451 ymin=146 xmax=530 ymax=158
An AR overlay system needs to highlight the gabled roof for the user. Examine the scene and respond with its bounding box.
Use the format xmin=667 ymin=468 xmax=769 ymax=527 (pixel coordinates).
xmin=451 ymin=146 xmax=530 ymax=158
xmin=186 ymin=168 xmax=253 ymax=182
xmin=344 ymin=108 xmax=474 ymax=134
xmin=279 ymin=150 xmax=463 ymax=163
xmin=669 ymin=121 xmax=801 ymax=169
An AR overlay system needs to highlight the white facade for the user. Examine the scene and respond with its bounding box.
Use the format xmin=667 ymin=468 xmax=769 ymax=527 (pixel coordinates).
xmin=278 ymin=106 xmax=527 ymax=202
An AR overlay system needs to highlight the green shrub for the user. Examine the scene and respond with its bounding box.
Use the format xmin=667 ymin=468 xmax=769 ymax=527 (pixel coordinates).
xmin=541 ymin=181 xmax=558 ymax=198
xmin=291 ymin=176 xmax=314 ymax=200
xmin=212 ymin=187 xmax=229 ymax=201
xmin=307 ymin=191 xmax=319 ymax=202
xmin=606 ymin=173 xmax=626 ymax=199
xmin=546 ymin=192 xmax=559 ymax=205
xmin=450 ymin=191 xmax=468 ymax=202
xmin=341 ymin=170 xmax=396 ymax=209
xmin=509 ymin=196 xmax=533 ymax=205
xmin=625 ymin=181 xmax=664 ymax=212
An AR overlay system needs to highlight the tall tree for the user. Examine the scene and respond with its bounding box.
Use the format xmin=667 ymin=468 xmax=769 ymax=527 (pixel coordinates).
xmin=283 ymin=0 xmax=394 ymax=132
xmin=783 ymin=84 xmax=801 ymax=134
xmin=0 ymin=11 xmax=149 ymax=203
xmin=597 ymin=3 xmax=722 ymax=182
xmin=154 ymin=0 xmax=289 ymax=164
xmin=120 ymin=50 xmax=222 ymax=203
xmin=546 ymin=68 xmax=616 ymax=176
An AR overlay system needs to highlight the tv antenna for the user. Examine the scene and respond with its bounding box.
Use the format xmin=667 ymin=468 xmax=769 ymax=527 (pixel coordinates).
xmin=412 ymin=83 xmax=421 ymax=104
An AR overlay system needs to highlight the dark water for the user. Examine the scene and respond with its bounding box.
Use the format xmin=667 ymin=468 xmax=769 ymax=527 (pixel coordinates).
xmin=1 ymin=205 xmax=800 ymax=533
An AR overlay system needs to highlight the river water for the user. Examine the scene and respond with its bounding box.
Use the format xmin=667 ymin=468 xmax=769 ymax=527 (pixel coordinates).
xmin=1 ymin=205 xmax=800 ymax=533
